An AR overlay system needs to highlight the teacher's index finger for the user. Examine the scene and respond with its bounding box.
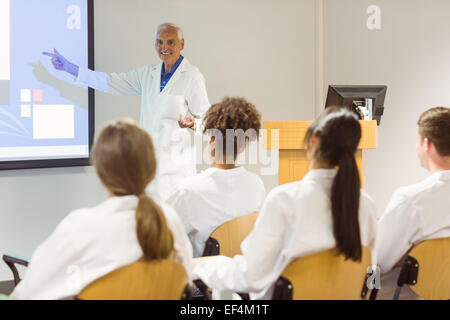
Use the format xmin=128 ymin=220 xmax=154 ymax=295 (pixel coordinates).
xmin=42 ymin=52 xmax=56 ymax=59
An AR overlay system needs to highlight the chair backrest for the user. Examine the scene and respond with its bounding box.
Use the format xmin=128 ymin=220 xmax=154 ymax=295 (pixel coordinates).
xmin=77 ymin=259 xmax=189 ymax=300
xmin=277 ymin=246 xmax=371 ymax=300
xmin=209 ymin=212 xmax=259 ymax=257
xmin=407 ymin=237 xmax=450 ymax=300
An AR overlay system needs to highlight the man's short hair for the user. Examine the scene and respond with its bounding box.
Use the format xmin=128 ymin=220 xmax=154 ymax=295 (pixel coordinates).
xmin=156 ymin=23 xmax=184 ymax=40
xmin=417 ymin=107 xmax=450 ymax=157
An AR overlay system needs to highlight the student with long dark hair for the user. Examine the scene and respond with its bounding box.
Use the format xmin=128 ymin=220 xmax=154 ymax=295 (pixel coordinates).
xmin=13 ymin=119 xmax=192 ymax=299
xmin=192 ymin=107 xmax=377 ymax=299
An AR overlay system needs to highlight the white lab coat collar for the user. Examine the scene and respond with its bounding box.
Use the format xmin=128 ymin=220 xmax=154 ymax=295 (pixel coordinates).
xmin=202 ymin=166 xmax=246 ymax=175
xmin=301 ymin=168 xmax=337 ymax=182
xmin=94 ymin=194 xmax=138 ymax=212
xmin=427 ymin=169 xmax=450 ymax=181
xmin=152 ymin=57 xmax=195 ymax=94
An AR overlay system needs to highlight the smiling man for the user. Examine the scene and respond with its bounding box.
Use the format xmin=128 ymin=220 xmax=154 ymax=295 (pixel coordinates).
xmin=43 ymin=23 xmax=210 ymax=200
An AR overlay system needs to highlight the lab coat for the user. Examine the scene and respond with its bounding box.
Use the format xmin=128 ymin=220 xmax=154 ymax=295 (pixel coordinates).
xmin=372 ymin=170 xmax=450 ymax=299
xmin=192 ymin=169 xmax=378 ymax=299
xmin=166 ymin=166 xmax=266 ymax=257
xmin=13 ymin=195 xmax=193 ymax=300
xmin=75 ymin=58 xmax=210 ymax=200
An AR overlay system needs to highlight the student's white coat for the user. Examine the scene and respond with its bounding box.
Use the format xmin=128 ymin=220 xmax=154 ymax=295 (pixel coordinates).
xmin=193 ymin=169 xmax=378 ymax=299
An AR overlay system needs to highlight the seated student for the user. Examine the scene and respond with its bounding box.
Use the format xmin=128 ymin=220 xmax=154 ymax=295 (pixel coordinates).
xmin=13 ymin=119 xmax=193 ymax=300
xmin=192 ymin=107 xmax=377 ymax=299
xmin=167 ymin=97 xmax=266 ymax=257
xmin=373 ymin=106 xmax=450 ymax=300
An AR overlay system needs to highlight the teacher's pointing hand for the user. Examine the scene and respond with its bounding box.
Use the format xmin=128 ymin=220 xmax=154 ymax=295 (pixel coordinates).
xmin=42 ymin=49 xmax=79 ymax=77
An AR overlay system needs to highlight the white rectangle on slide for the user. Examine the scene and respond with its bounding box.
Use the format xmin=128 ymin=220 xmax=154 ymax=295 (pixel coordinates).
xmin=0 ymin=0 xmax=10 ymax=80
xmin=33 ymin=104 xmax=75 ymax=139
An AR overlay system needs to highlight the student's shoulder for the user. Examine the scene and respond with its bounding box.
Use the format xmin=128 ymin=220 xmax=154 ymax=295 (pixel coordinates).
xmin=359 ymin=189 xmax=376 ymax=207
xmin=265 ymin=180 xmax=305 ymax=203
xmin=180 ymin=172 xmax=209 ymax=191
xmin=382 ymin=180 xmax=432 ymax=218
xmin=51 ymin=206 xmax=96 ymax=234
xmin=389 ymin=176 xmax=438 ymax=207
xmin=157 ymin=200 xmax=185 ymax=226
xmin=241 ymin=169 xmax=265 ymax=186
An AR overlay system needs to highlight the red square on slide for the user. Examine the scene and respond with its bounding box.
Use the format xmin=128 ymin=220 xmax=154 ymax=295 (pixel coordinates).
xmin=33 ymin=89 xmax=43 ymax=102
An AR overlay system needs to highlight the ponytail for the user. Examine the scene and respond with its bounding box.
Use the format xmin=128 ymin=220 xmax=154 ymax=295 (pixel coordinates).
xmin=306 ymin=107 xmax=363 ymax=262
xmin=136 ymin=194 xmax=175 ymax=261
xmin=331 ymin=149 xmax=362 ymax=261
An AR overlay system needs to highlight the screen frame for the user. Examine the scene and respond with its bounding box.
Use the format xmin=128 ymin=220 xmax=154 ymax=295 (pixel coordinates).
xmin=0 ymin=0 xmax=95 ymax=170
xmin=324 ymin=85 xmax=387 ymax=125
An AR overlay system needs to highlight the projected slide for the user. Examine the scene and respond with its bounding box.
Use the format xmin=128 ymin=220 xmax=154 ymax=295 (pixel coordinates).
xmin=0 ymin=0 xmax=92 ymax=166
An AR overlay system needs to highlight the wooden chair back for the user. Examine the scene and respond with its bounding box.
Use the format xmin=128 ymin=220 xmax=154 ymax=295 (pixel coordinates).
xmin=407 ymin=237 xmax=450 ymax=300
xmin=209 ymin=212 xmax=259 ymax=257
xmin=277 ymin=246 xmax=371 ymax=300
xmin=77 ymin=259 xmax=189 ymax=300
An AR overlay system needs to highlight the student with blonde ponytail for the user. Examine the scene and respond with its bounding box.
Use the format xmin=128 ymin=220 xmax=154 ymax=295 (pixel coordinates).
xmin=192 ymin=107 xmax=378 ymax=299
xmin=14 ymin=119 xmax=193 ymax=299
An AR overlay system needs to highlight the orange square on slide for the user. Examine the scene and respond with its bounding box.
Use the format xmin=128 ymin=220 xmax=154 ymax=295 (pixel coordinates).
xmin=33 ymin=89 xmax=43 ymax=102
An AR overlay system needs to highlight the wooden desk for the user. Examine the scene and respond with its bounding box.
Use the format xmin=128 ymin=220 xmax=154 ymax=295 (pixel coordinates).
xmin=264 ymin=120 xmax=377 ymax=186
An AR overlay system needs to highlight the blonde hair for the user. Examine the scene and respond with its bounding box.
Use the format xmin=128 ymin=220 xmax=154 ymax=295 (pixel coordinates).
xmin=92 ymin=119 xmax=174 ymax=261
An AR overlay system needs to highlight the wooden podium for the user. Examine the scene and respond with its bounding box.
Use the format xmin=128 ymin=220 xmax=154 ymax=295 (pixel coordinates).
xmin=264 ymin=121 xmax=377 ymax=186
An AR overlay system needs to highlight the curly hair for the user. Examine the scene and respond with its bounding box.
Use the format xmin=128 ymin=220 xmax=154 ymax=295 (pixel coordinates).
xmin=203 ymin=97 xmax=262 ymax=161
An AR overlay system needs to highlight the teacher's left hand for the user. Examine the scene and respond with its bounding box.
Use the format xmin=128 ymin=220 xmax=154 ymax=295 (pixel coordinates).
xmin=178 ymin=114 xmax=195 ymax=128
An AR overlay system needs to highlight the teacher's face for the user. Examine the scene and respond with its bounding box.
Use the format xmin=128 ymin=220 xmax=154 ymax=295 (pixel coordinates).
xmin=155 ymin=27 xmax=184 ymax=67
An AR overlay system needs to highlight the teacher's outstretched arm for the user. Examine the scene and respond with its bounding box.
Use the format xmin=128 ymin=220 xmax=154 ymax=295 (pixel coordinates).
xmin=42 ymin=49 xmax=144 ymax=95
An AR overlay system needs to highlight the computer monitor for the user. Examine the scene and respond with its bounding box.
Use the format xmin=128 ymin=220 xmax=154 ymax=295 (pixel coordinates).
xmin=325 ymin=85 xmax=387 ymax=125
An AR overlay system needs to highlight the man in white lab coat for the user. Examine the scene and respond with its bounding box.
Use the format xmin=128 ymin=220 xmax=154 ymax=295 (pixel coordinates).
xmin=43 ymin=23 xmax=210 ymax=200
xmin=373 ymin=106 xmax=450 ymax=299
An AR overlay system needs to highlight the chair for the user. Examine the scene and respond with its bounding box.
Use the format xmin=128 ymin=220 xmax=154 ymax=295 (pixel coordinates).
xmin=2 ymin=254 xmax=191 ymax=300
xmin=202 ymin=212 xmax=259 ymax=257
xmin=272 ymin=246 xmax=372 ymax=300
xmin=2 ymin=254 xmax=29 ymax=286
xmin=78 ymin=259 xmax=191 ymax=300
xmin=393 ymin=237 xmax=450 ymax=300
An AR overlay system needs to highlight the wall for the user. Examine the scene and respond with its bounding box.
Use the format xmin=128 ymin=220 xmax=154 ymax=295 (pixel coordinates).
xmin=323 ymin=0 xmax=450 ymax=213
xmin=0 ymin=0 xmax=317 ymax=281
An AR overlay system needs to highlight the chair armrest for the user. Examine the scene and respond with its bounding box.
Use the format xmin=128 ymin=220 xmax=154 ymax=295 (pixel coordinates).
xmin=181 ymin=284 xmax=194 ymax=300
xmin=393 ymin=255 xmax=419 ymax=300
xmin=193 ymin=279 xmax=212 ymax=300
xmin=202 ymin=237 xmax=220 ymax=256
xmin=2 ymin=254 xmax=30 ymax=286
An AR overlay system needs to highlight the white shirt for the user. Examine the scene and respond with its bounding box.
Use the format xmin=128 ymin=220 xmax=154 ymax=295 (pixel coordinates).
xmin=373 ymin=170 xmax=450 ymax=273
xmin=192 ymin=169 xmax=378 ymax=299
xmin=75 ymin=58 xmax=210 ymax=200
xmin=167 ymin=167 xmax=266 ymax=257
xmin=14 ymin=195 xmax=193 ymax=300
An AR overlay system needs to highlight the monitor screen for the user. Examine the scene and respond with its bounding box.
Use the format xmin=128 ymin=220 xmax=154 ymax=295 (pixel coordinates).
xmin=0 ymin=0 xmax=94 ymax=170
xmin=325 ymin=85 xmax=387 ymax=125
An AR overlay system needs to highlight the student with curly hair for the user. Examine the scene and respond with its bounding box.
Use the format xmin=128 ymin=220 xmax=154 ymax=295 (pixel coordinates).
xmin=167 ymin=97 xmax=266 ymax=257
xmin=192 ymin=107 xmax=377 ymax=299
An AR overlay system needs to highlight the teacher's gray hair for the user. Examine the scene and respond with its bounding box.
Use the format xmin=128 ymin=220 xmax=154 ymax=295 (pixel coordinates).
xmin=156 ymin=23 xmax=184 ymax=40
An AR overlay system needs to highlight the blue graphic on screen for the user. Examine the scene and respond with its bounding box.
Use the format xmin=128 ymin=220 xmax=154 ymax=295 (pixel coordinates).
xmin=0 ymin=0 xmax=89 ymax=161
